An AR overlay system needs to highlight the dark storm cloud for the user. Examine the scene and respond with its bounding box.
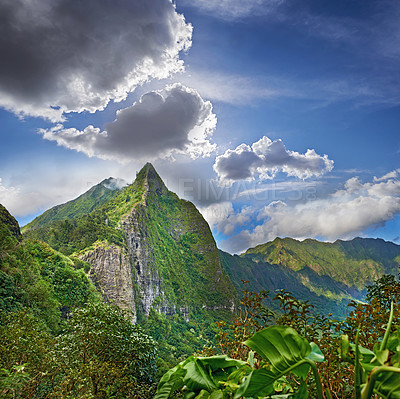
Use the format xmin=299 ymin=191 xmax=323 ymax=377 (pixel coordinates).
xmin=39 ymin=84 xmax=217 ymax=162
xmin=0 ymin=0 xmax=192 ymax=121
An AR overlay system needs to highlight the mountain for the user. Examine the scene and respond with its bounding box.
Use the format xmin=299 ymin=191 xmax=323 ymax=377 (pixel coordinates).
xmin=22 ymin=177 xmax=126 ymax=233
xmin=21 ymin=164 xmax=400 ymax=322
xmin=24 ymin=163 xmax=237 ymax=321
xmin=220 ymin=250 xmax=355 ymax=317
xmin=220 ymin=236 xmax=400 ymax=318
xmin=244 ymin=237 xmax=400 ymax=290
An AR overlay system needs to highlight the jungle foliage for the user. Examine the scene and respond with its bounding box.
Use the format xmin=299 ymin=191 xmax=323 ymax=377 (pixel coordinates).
xmin=156 ymin=276 xmax=400 ymax=398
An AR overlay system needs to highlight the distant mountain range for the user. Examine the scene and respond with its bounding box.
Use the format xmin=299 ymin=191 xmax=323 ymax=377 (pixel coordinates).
xmin=12 ymin=163 xmax=400 ymax=319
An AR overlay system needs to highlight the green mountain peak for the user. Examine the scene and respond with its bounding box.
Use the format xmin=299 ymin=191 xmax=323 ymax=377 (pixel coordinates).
xmin=136 ymin=162 xmax=168 ymax=196
xmin=22 ymin=177 xmax=126 ymax=232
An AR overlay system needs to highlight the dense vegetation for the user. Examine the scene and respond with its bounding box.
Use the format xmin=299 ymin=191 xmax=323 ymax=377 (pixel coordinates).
xmin=0 ymin=203 xmax=159 ymax=398
xmin=220 ymin=250 xmax=350 ymax=318
xmin=156 ymin=276 xmax=400 ymax=398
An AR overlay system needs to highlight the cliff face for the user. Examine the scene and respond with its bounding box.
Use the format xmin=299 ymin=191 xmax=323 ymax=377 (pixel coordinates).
xmin=76 ymin=163 xmax=236 ymax=320
xmin=80 ymin=243 xmax=136 ymax=318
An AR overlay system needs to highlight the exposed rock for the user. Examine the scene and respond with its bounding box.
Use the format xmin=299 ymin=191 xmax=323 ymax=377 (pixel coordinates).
xmin=80 ymin=243 xmax=136 ymax=321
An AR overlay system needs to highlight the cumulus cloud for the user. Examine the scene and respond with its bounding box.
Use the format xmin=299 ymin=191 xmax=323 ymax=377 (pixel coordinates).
xmin=200 ymin=202 xmax=253 ymax=235
xmin=39 ymin=84 xmax=217 ymax=162
xmin=179 ymin=0 xmax=285 ymax=20
xmin=214 ymin=136 xmax=333 ymax=186
xmin=0 ymin=0 xmax=192 ymax=121
xmin=222 ymin=171 xmax=400 ymax=253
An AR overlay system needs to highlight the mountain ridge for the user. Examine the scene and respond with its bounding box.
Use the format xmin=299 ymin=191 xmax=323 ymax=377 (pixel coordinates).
xmin=241 ymin=236 xmax=400 ymax=304
xmin=22 ymin=177 xmax=126 ymax=233
xmin=20 ymin=164 xmax=400 ymax=320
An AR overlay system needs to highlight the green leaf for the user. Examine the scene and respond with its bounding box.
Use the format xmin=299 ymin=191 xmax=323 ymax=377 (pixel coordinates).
xmin=155 ymin=361 xmax=188 ymax=399
xmin=362 ymin=366 xmax=400 ymax=399
xmin=155 ymin=355 xmax=246 ymax=398
xmin=234 ymin=368 xmax=277 ymax=399
xmin=234 ymin=326 xmax=325 ymax=399
xmin=244 ymin=325 xmax=313 ymax=378
xmin=307 ymin=343 xmax=324 ymax=363
xmin=209 ymin=390 xmax=224 ymax=399
xmin=194 ymin=390 xmax=211 ymax=398
xmin=184 ymin=358 xmax=219 ymax=392
xmin=339 ymin=335 xmax=351 ymax=361
xmin=247 ymin=350 xmax=256 ymax=369
xmin=196 ymin=355 xmax=246 ymax=371
xmin=348 ymin=343 xmax=375 ymax=364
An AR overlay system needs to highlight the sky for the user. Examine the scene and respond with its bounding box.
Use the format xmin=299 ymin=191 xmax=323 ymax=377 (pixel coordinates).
xmin=1 ymin=0 xmax=400 ymax=254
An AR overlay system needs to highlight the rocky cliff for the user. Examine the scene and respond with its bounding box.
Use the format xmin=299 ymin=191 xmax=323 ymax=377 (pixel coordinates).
xmin=30 ymin=163 xmax=237 ymax=321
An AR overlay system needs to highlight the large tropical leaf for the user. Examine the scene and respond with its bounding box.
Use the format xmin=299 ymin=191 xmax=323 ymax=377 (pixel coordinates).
xmin=154 ymin=355 xmax=246 ymax=399
xmin=234 ymin=326 xmax=323 ymax=399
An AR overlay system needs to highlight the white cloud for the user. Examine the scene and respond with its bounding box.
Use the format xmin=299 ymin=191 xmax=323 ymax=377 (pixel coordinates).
xmin=0 ymin=177 xmax=68 ymax=218
xmin=222 ymin=171 xmax=400 ymax=253
xmin=0 ymin=0 xmax=192 ymax=121
xmin=200 ymin=202 xmax=253 ymax=235
xmin=174 ymin=71 xmax=288 ymax=105
xmin=214 ymin=136 xmax=334 ymax=186
xmin=373 ymin=169 xmax=400 ymax=182
xmin=39 ymin=84 xmax=217 ymax=162
xmin=179 ymin=0 xmax=284 ymax=20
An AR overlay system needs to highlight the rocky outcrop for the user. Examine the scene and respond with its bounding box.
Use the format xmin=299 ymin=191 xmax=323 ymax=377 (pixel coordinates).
xmin=122 ymin=208 xmax=166 ymax=317
xmin=80 ymin=243 xmax=136 ymax=320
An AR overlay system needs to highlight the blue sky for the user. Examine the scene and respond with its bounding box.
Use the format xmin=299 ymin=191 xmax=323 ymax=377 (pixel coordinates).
xmin=1 ymin=0 xmax=399 ymax=253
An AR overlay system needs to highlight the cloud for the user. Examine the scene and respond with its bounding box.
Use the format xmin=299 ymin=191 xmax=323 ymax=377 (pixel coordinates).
xmin=374 ymin=169 xmax=400 ymax=182
xmin=179 ymin=0 xmax=285 ymax=20
xmin=222 ymin=171 xmax=400 ymax=253
xmin=39 ymin=84 xmax=217 ymax=162
xmin=0 ymin=177 xmax=69 ymax=218
xmin=200 ymin=202 xmax=253 ymax=235
xmin=174 ymin=71 xmax=289 ymax=105
xmin=0 ymin=0 xmax=192 ymax=121
xmin=214 ymin=136 xmax=333 ymax=186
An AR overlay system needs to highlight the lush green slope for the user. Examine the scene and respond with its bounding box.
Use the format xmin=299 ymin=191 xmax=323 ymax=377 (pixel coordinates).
xmin=0 ymin=203 xmax=21 ymax=240
xmin=244 ymin=237 xmax=400 ymax=290
xmin=0 ymin=204 xmax=99 ymax=331
xmin=22 ymin=177 xmax=125 ymax=233
xmin=219 ymin=250 xmax=350 ymax=318
xmin=127 ymin=164 xmax=236 ymax=309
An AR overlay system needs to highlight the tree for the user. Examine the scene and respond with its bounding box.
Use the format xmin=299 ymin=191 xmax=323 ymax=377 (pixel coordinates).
xmin=53 ymin=302 xmax=158 ymax=398
xmin=366 ymin=274 xmax=400 ymax=310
